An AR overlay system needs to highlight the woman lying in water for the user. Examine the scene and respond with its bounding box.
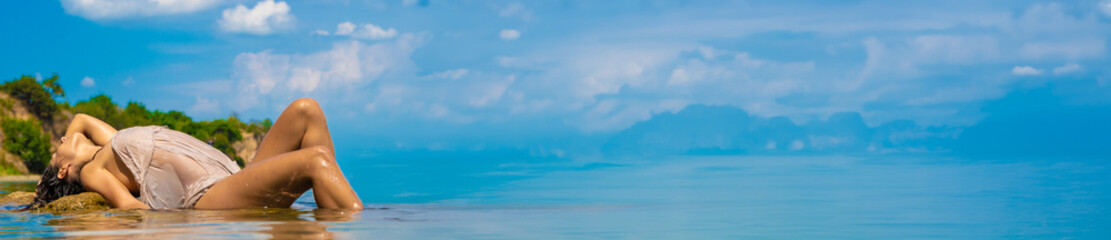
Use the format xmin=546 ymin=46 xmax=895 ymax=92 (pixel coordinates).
xmin=27 ymin=98 xmax=363 ymax=210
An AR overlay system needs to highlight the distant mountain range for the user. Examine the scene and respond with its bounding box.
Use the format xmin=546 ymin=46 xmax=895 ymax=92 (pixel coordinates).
xmin=602 ymin=104 xmax=957 ymax=156
xmin=602 ymin=87 xmax=1110 ymax=158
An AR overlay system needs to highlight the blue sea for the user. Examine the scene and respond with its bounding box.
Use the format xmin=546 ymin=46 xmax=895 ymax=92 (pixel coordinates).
xmin=2 ymin=155 xmax=1108 ymax=239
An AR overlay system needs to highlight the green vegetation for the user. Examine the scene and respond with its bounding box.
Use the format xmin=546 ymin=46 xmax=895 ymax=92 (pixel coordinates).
xmin=0 ymin=75 xmax=64 ymax=120
xmin=1 ymin=118 xmax=51 ymax=173
xmin=0 ymin=75 xmax=270 ymax=173
xmin=0 ymin=157 xmax=22 ymax=176
xmin=71 ymin=95 xmax=271 ymax=166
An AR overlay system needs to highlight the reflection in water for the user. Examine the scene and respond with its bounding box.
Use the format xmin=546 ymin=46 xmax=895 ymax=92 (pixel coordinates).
xmin=0 ymin=181 xmax=35 ymax=193
xmin=3 ymin=181 xmax=365 ymax=239
xmin=14 ymin=207 xmax=361 ymax=239
xmin=2 ymin=156 xmax=1109 ymax=239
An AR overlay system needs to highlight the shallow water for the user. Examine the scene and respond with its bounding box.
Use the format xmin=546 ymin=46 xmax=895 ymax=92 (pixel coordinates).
xmin=2 ymin=155 xmax=1108 ymax=239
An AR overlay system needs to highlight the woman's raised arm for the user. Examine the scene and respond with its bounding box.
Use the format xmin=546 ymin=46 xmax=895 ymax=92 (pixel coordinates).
xmin=65 ymin=113 xmax=118 ymax=146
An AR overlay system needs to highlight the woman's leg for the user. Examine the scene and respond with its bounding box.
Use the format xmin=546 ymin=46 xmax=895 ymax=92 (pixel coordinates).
xmin=195 ymin=98 xmax=362 ymax=209
xmin=252 ymin=98 xmax=335 ymax=165
xmin=194 ymin=147 xmax=363 ymax=209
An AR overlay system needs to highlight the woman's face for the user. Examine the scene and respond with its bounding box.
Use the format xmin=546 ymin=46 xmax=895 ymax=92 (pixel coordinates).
xmin=51 ymin=132 xmax=90 ymax=180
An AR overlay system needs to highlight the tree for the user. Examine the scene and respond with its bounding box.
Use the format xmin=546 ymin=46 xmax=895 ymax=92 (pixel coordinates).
xmin=0 ymin=74 xmax=64 ymax=120
xmin=68 ymin=94 xmax=267 ymax=167
xmin=1 ymin=119 xmax=51 ymax=173
xmin=71 ymin=94 xmax=124 ymax=128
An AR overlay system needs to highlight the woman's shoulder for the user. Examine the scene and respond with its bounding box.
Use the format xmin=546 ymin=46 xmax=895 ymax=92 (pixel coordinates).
xmin=79 ymin=146 xmax=113 ymax=178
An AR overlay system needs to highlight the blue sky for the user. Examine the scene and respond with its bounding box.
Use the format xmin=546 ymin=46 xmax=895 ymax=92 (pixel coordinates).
xmin=1 ymin=0 xmax=1109 ymax=157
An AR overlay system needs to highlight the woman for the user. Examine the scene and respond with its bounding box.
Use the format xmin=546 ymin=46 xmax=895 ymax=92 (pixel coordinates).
xmin=29 ymin=98 xmax=363 ymax=210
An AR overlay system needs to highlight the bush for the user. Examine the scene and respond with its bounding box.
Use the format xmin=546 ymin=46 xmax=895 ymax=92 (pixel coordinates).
xmin=0 ymin=156 xmax=22 ymax=175
xmin=0 ymin=75 xmax=64 ymax=120
xmin=1 ymin=119 xmax=51 ymax=173
xmin=69 ymin=95 xmax=270 ymax=167
xmin=70 ymin=94 xmax=125 ymax=128
xmin=0 ymin=75 xmax=273 ymax=172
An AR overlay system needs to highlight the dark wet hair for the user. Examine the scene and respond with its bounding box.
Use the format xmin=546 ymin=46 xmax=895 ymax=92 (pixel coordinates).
xmin=22 ymin=166 xmax=86 ymax=210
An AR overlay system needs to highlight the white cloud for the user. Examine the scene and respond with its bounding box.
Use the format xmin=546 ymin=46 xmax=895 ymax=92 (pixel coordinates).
xmin=817 ymin=3 xmax=1111 ymax=124
xmin=1011 ymin=3 xmax=1101 ymax=37
xmin=219 ymin=0 xmax=294 ymax=35
xmin=238 ymin=41 xmax=369 ymax=96
xmin=1007 ymin=4 xmax=1106 ymax=60
xmin=202 ymin=1 xmax=1111 ymax=136
xmin=698 ymin=46 xmax=717 ymax=60
xmin=288 ymin=68 xmax=323 ymax=91
xmin=467 ymin=75 xmax=516 ymax=107
xmin=80 ymin=76 xmax=96 ymax=87
xmin=855 ymin=37 xmax=891 ymax=90
xmin=1019 ymin=38 xmax=1106 ymax=60
xmin=60 ymin=0 xmax=221 ymax=20
xmin=764 ymin=141 xmax=777 ymax=150
xmin=664 ymin=51 xmax=809 ymax=99
xmin=846 ymin=34 xmax=1060 ymax=118
xmin=499 ymin=29 xmax=521 ymax=40
xmin=577 ymin=99 xmax=688 ymax=132
xmin=1052 ymin=63 xmax=1083 ymax=75
xmin=311 ymin=30 xmax=329 ymax=36
xmin=856 ymin=35 xmax=1001 ymax=87
xmin=845 ymin=35 xmax=1008 ymax=110
xmin=324 ymin=22 xmax=398 ymax=40
xmin=387 ymin=2 xmax=1111 ymax=133
xmin=351 ymin=23 xmax=398 ymax=40
xmin=667 ymin=68 xmax=690 ymax=86
xmin=188 ymin=96 xmax=220 ymax=115
xmin=498 ymin=3 xmax=533 ymax=21
xmin=363 ymin=70 xmax=517 ymax=122
xmin=907 ymin=35 xmax=999 ymax=64
xmin=667 ymin=52 xmax=767 ymax=86
xmin=431 ymin=69 xmax=470 ymax=80
xmin=497 ymin=44 xmax=822 ymax=132
xmin=790 ymin=140 xmax=806 ymax=150
xmin=1102 ymin=0 xmax=1111 ymax=17
xmin=1011 ymin=65 xmax=1042 ymax=76
xmin=233 ymin=50 xmax=288 ymax=104
xmin=578 ymin=62 xmax=645 ymax=99
xmin=229 ymin=35 xmax=422 ymax=113
xmin=335 ymin=22 xmax=356 ymax=35
xmin=122 ymin=76 xmax=135 ymax=86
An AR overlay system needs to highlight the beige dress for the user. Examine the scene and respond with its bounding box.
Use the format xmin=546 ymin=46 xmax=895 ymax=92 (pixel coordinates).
xmin=111 ymin=126 xmax=242 ymax=209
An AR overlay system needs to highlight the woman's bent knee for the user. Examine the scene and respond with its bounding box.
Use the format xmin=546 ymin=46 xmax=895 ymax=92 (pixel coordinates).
xmin=289 ymin=98 xmax=323 ymax=116
xmin=302 ymin=146 xmax=336 ymax=170
xmin=307 ymin=146 xmax=333 ymax=161
xmin=292 ymin=97 xmax=319 ymax=107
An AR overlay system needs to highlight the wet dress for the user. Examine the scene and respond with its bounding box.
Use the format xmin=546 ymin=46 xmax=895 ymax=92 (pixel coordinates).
xmin=111 ymin=126 xmax=242 ymax=209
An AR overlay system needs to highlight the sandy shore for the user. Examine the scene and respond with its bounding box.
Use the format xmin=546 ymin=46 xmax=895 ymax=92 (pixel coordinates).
xmin=0 ymin=175 xmax=40 ymax=182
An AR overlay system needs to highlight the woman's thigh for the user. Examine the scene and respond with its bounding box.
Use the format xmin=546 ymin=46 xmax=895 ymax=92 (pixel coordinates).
xmin=253 ymin=98 xmax=334 ymax=165
xmin=194 ymin=147 xmax=330 ymax=209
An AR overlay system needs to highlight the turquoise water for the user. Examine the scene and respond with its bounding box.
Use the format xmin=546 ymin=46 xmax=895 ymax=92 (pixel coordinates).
xmin=1 ymin=155 xmax=1108 ymax=239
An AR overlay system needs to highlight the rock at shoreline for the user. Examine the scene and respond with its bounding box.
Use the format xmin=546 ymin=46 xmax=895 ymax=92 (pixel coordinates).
xmin=0 ymin=191 xmax=34 ymax=205
xmin=39 ymin=192 xmax=110 ymax=213
xmin=1 ymin=191 xmax=110 ymax=214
